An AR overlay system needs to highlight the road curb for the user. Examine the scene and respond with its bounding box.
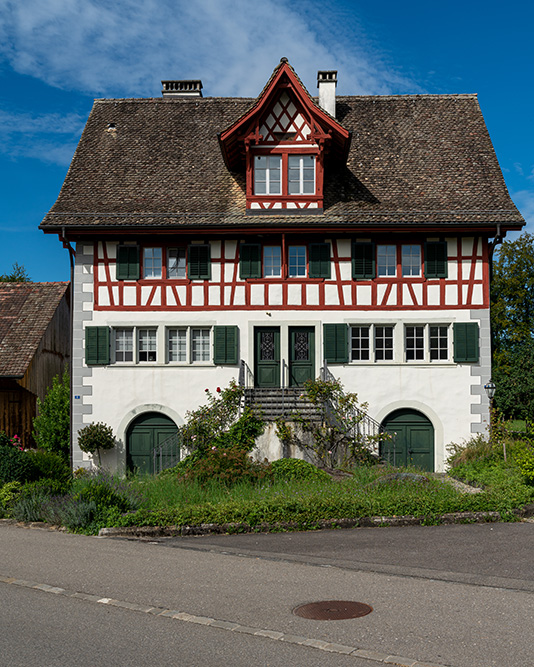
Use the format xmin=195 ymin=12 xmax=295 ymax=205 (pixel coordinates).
xmin=98 ymin=502 xmax=534 ymax=538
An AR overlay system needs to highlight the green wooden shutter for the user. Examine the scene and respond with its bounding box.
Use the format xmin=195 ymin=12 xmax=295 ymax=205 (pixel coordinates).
xmin=309 ymin=243 xmax=331 ymax=278
xmin=239 ymin=244 xmax=261 ymax=279
xmin=453 ymin=323 xmax=479 ymax=362
xmin=85 ymin=327 xmax=110 ymax=365
xmin=188 ymin=245 xmax=211 ymax=279
xmin=116 ymin=246 xmax=140 ymax=280
xmin=425 ymin=242 xmax=448 ymax=278
xmin=352 ymin=242 xmax=375 ymax=279
xmin=213 ymin=326 xmax=239 ymax=364
xmin=323 ymin=324 xmax=348 ymax=364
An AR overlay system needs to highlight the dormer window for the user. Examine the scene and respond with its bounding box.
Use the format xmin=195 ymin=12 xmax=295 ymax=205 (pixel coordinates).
xmin=253 ymin=154 xmax=316 ymax=197
xmin=254 ymin=156 xmax=281 ymax=195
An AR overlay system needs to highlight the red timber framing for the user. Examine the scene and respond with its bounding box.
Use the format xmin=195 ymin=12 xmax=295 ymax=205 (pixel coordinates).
xmin=218 ymin=59 xmax=350 ymax=213
xmin=92 ymin=236 xmax=490 ymax=312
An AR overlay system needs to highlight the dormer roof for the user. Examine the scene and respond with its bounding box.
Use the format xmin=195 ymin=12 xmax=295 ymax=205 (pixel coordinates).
xmin=219 ymin=58 xmax=351 ymax=171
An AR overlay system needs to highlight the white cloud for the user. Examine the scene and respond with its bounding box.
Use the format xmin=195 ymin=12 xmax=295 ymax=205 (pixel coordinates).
xmin=0 ymin=0 xmax=418 ymax=98
xmin=0 ymin=110 xmax=85 ymax=164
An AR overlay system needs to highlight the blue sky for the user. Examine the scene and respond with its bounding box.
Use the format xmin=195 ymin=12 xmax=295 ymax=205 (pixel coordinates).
xmin=1 ymin=0 xmax=533 ymax=282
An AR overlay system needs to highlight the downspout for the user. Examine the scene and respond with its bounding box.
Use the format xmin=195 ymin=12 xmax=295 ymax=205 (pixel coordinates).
xmin=61 ymin=227 xmax=76 ymax=471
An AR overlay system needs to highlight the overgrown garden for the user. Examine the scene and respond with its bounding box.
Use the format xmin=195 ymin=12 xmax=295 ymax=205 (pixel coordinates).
xmin=1 ymin=376 xmax=533 ymax=536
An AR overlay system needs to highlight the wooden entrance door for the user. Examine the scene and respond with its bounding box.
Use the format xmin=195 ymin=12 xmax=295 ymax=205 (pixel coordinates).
xmin=126 ymin=412 xmax=177 ymax=474
xmin=289 ymin=327 xmax=315 ymax=387
xmin=254 ymin=327 xmax=280 ymax=387
xmin=381 ymin=409 xmax=435 ymax=471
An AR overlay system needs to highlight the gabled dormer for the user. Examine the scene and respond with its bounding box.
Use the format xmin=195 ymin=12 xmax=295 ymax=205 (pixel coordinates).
xmin=219 ymin=58 xmax=351 ymax=214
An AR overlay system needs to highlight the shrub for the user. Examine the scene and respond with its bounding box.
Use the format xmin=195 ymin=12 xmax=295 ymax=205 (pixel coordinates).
xmin=447 ymin=434 xmax=495 ymax=467
xmin=182 ymin=447 xmax=270 ymax=487
xmin=11 ymin=489 xmax=48 ymax=522
xmin=215 ymin=409 xmax=265 ymax=452
xmin=269 ymin=458 xmax=331 ymax=483
xmin=0 ymin=432 xmax=9 ymax=448
xmin=77 ymin=422 xmax=116 ymax=465
xmin=26 ymin=450 xmax=72 ymax=486
xmin=0 ymin=444 xmax=33 ymax=483
xmin=0 ymin=481 xmax=23 ymax=514
xmin=513 ymin=445 xmax=534 ymax=485
xmin=73 ymin=470 xmax=141 ymax=513
xmin=32 ymin=368 xmax=70 ymax=459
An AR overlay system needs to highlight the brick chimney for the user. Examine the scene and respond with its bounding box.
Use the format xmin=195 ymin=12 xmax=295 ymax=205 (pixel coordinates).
xmin=317 ymin=70 xmax=337 ymax=117
xmin=161 ymin=80 xmax=203 ymax=98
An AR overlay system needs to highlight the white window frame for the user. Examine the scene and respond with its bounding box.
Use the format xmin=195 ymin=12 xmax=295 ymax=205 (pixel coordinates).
xmin=404 ymin=325 xmax=425 ymax=361
xmin=263 ymin=246 xmax=282 ymax=278
xmin=114 ymin=328 xmax=134 ymax=363
xmin=288 ymin=245 xmax=307 ymax=278
xmin=143 ymin=247 xmax=162 ymax=279
xmin=350 ymin=324 xmax=395 ymax=362
xmin=377 ymin=245 xmax=396 ymax=277
xmin=429 ymin=325 xmax=449 ymax=361
xmin=401 ymin=245 xmax=421 ymax=277
xmin=288 ymin=155 xmax=316 ymax=195
xmin=166 ymin=326 xmax=212 ymax=364
xmin=167 ymin=247 xmax=186 ymax=279
xmin=137 ymin=328 xmax=157 ymax=362
xmin=254 ymin=155 xmax=282 ymax=195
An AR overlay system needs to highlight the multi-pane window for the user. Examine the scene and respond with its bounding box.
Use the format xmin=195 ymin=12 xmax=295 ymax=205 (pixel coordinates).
xmin=377 ymin=245 xmax=396 ymax=276
xmin=254 ymin=156 xmax=282 ymax=195
xmin=405 ymin=326 xmax=425 ymax=361
xmin=288 ymin=155 xmax=315 ymax=194
xmin=430 ymin=326 xmax=449 ymax=360
xmin=288 ymin=246 xmax=307 ymax=277
xmin=115 ymin=328 xmax=133 ymax=362
xmin=167 ymin=328 xmax=187 ymax=362
xmin=191 ymin=328 xmax=211 ymax=362
xmin=351 ymin=326 xmax=370 ymax=361
xmin=263 ymin=246 xmax=282 ymax=277
xmin=143 ymin=248 xmax=162 ymax=279
xmin=167 ymin=247 xmax=186 ymax=278
xmin=375 ymin=326 xmax=394 ymax=360
xmin=138 ymin=328 xmax=157 ymax=362
xmin=401 ymin=245 xmax=421 ymax=277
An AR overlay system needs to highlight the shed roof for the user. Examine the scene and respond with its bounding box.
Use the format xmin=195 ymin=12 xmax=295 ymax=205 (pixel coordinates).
xmin=0 ymin=282 xmax=69 ymax=377
xmin=40 ymin=90 xmax=523 ymax=232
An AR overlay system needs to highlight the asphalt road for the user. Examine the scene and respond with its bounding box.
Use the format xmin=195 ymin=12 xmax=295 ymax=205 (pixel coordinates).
xmin=1 ymin=521 xmax=533 ymax=667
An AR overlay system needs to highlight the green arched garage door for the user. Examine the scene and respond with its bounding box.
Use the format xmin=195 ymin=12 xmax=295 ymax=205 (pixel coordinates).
xmin=126 ymin=412 xmax=178 ymax=474
xmin=381 ymin=409 xmax=435 ymax=471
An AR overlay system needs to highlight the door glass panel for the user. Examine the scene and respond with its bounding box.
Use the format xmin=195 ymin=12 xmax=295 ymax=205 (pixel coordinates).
xmin=260 ymin=331 xmax=275 ymax=361
xmin=294 ymin=331 xmax=309 ymax=361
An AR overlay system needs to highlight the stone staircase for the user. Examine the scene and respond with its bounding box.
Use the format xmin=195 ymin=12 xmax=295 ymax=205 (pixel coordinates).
xmin=243 ymin=387 xmax=323 ymax=422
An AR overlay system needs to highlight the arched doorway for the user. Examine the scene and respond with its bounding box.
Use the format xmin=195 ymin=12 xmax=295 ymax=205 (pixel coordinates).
xmin=126 ymin=412 xmax=178 ymax=474
xmin=381 ymin=409 xmax=435 ymax=471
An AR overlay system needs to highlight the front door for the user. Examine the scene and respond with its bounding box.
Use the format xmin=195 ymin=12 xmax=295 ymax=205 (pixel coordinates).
xmin=127 ymin=412 xmax=178 ymax=474
xmin=254 ymin=327 xmax=280 ymax=387
xmin=381 ymin=409 xmax=434 ymax=471
xmin=289 ymin=327 xmax=315 ymax=387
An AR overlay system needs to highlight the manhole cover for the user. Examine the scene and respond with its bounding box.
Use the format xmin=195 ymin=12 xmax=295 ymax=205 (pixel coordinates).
xmin=293 ymin=600 xmax=373 ymax=620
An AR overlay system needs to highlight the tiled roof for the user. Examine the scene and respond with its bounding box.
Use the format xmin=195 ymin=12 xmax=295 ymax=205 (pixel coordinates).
xmin=41 ymin=93 xmax=524 ymax=231
xmin=0 ymin=282 xmax=69 ymax=377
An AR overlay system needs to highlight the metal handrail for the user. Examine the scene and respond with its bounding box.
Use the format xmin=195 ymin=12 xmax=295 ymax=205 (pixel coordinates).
xmin=152 ymin=430 xmax=183 ymax=474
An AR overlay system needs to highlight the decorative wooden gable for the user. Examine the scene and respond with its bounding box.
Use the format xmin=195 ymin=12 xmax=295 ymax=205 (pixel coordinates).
xmin=219 ymin=58 xmax=351 ymax=214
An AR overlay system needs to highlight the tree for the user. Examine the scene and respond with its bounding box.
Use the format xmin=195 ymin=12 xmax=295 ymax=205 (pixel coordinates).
xmin=491 ymin=233 xmax=534 ymax=419
xmin=0 ymin=262 xmax=31 ymax=282
xmin=32 ymin=368 xmax=70 ymax=459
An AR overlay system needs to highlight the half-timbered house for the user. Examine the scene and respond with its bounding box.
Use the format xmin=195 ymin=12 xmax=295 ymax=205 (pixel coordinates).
xmin=40 ymin=59 xmax=524 ymax=472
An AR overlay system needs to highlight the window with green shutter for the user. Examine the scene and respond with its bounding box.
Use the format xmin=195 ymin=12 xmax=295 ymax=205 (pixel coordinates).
xmin=85 ymin=327 xmax=110 ymax=365
xmin=309 ymin=243 xmax=331 ymax=278
xmin=116 ymin=246 xmax=140 ymax=280
xmin=239 ymin=244 xmax=261 ymax=279
xmin=424 ymin=242 xmax=448 ymax=278
xmin=323 ymin=324 xmax=348 ymax=364
xmin=188 ymin=245 xmax=211 ymax=279
xmin=453 ymin=323 xmax=479 ymax=363
xmin=352 ymin=242 xmax=375 ymax=279
xmin=213 ymin=326 xmax=238 ymax=364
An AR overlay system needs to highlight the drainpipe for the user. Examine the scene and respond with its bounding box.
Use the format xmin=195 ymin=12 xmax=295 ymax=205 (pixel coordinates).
xmin=61 ymin=227 xmax=76 ymax=471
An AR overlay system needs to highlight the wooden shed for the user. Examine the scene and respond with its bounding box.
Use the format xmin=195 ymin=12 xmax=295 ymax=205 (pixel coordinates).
xmin=0 ymin=282 xmax=70 ymax=447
